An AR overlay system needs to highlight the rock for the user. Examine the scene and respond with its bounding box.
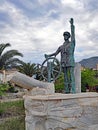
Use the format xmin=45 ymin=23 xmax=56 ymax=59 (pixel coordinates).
xmin=24 ymin=92 xmax=98 ymax=130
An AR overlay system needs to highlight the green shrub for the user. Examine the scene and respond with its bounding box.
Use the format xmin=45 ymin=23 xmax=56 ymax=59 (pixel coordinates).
xmin=0 ymin=83 xmax=19 ymax=96
xmin=8 ymin=86 xmax=18 ymax=93
xmin=0 ymin=83 xmax=10 ymax=96
xmin=81 ymin=69 xmax=98 ymax=92
xmin=55 ymin=73 xmax=64 ymax=93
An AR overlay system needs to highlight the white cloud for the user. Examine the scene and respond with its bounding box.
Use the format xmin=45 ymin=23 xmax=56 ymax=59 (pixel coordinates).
xmin=0 ymin=0 xmax=98 ymax=63
xmin=61 ymin=0 xmax=84 ymax=10
xmin=38 ymin=0 xmax=50 ymax=5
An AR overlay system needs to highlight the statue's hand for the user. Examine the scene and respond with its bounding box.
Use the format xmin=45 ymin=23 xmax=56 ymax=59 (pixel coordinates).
xmin=44 ymin=54 xmax=49 ymax=59
xmin=70 ymin=18 xmax=74 ymax=25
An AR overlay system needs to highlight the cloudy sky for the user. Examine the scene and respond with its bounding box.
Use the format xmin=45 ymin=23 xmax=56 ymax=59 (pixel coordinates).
xmin=0 ymin=0 xmax=98 ymax=64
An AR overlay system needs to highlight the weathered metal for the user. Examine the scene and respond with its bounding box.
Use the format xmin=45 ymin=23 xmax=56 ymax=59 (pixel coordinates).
xmin=41 ymin=56 xmax=61 ymax=82
xmin=44 ymin=18 xmax=76 ymax=93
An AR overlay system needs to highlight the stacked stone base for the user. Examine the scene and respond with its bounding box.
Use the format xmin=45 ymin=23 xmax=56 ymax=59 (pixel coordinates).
xmin=24 ymin=92 xmax=98 ymax=130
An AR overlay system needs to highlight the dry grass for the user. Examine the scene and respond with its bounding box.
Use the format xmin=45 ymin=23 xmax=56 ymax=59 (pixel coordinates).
xmin=0 ymin=99 xmax=25 ymax=130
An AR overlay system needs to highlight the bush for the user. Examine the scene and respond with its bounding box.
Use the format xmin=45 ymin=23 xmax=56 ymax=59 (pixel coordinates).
xmin=55 ymin=73 xmax=64 ymax=93
xmin=8 ymin=86 xmax=18 ymax=93
xmin=0 ymin=83 xmax=10 ymax=96
xmin=0 ymin=83 xmax=18 ymax=97
xmin=81 ymin=69 xmax=98 ymax=92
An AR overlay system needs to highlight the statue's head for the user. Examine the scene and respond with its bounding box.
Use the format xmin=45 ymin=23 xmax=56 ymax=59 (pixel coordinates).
xmin=63 ymin=31 xmax=70 ymax=41
xmin=63 ymin=31 xmax=70 ymax=38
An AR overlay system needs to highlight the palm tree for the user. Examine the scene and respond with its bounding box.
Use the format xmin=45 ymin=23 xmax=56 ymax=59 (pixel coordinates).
xmin=0 ymin=43 xmax=23 ymax=70
xmin=18 ymin=62 xmax=36 ymax=77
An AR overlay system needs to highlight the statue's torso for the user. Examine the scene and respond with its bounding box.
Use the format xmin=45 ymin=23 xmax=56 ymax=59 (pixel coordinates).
xmin=59 ymin=41 xmax=75 ymax=67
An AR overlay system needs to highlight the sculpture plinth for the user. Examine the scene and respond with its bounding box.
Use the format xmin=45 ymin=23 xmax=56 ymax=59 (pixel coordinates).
xmin=24 ymin=93 xmax=98 ymax=130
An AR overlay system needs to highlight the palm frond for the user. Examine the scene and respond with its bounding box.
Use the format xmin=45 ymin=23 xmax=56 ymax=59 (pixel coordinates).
xmin=0 ymin=43 xmax=23 ymax=70
xmin=0 ymin=43 xmax=11 ymax=55
xmin=18 ymin=62 xmax=36 ymax=77
xmin=0 ymin=50 xmax=23 ymax=63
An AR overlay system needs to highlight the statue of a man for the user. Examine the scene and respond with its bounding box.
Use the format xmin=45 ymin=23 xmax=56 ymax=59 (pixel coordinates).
xmin=45 ymin=18 xmax=76 ymax=93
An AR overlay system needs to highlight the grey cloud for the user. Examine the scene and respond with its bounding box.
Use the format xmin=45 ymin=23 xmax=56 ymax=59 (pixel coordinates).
xmin=0 ymin=0 xmax=98 ymax=63
xmin=88 ymin=30 xmax=98 ymax=43
xmin=84 ymin=0 xmax=98 ymax=11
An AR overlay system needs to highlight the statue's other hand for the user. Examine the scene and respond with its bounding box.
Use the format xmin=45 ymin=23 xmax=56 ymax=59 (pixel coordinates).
xmin=44 ymin=54 xmax=49 ymax=58
xmin=70 ymin=18 xmax=74 ymax=25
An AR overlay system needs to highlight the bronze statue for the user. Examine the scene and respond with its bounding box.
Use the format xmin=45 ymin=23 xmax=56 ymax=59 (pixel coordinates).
xmin=45 ymin=18 xmax=76 ymax=93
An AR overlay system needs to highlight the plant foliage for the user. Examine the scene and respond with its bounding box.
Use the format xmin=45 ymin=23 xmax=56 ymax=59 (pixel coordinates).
xmin=0 ymin=43 xmax=23 ymax=69
xmin=81 ymin=69 xmax=98 ymax=92
xmin=18 ymin=62 xmax=36 ymax=77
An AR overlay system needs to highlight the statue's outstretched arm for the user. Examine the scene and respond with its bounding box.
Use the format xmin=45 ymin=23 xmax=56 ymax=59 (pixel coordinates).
xmin=70 ymin=18 xmax=75 ymax=45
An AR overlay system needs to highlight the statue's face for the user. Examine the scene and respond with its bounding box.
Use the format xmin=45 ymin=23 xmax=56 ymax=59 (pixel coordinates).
xmin=64 ymin=34 xmax=69 ymax=41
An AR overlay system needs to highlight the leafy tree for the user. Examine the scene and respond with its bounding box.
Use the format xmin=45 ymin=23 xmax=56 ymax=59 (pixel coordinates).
xmin=0 ymin=43 xmax=23 ymax=70
xmin=81 ymin=69 xmax=98 ymax=92
xmin=55 ymin=73 xmax=64 ymax=93
xmin=55 ymin=68 xmax=98 ymax=93
xmin=18 ymin=62 xmax=36 ymax=77
xmin=34 ymin=64 xmax=43 ymax=80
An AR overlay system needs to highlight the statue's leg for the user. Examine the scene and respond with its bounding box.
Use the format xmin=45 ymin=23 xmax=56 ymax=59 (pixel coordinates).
xmin=64 ymin=67 xmax=70 ymax=93
xmin=70 ymin=67 xmax=76 ymax=93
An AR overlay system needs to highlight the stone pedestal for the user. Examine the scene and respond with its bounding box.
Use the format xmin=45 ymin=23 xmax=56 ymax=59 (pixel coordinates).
xmin=24 ymin=92 xmax=98 ymax=130
xmin=74 ymin=63 xmax=81 ymax=93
